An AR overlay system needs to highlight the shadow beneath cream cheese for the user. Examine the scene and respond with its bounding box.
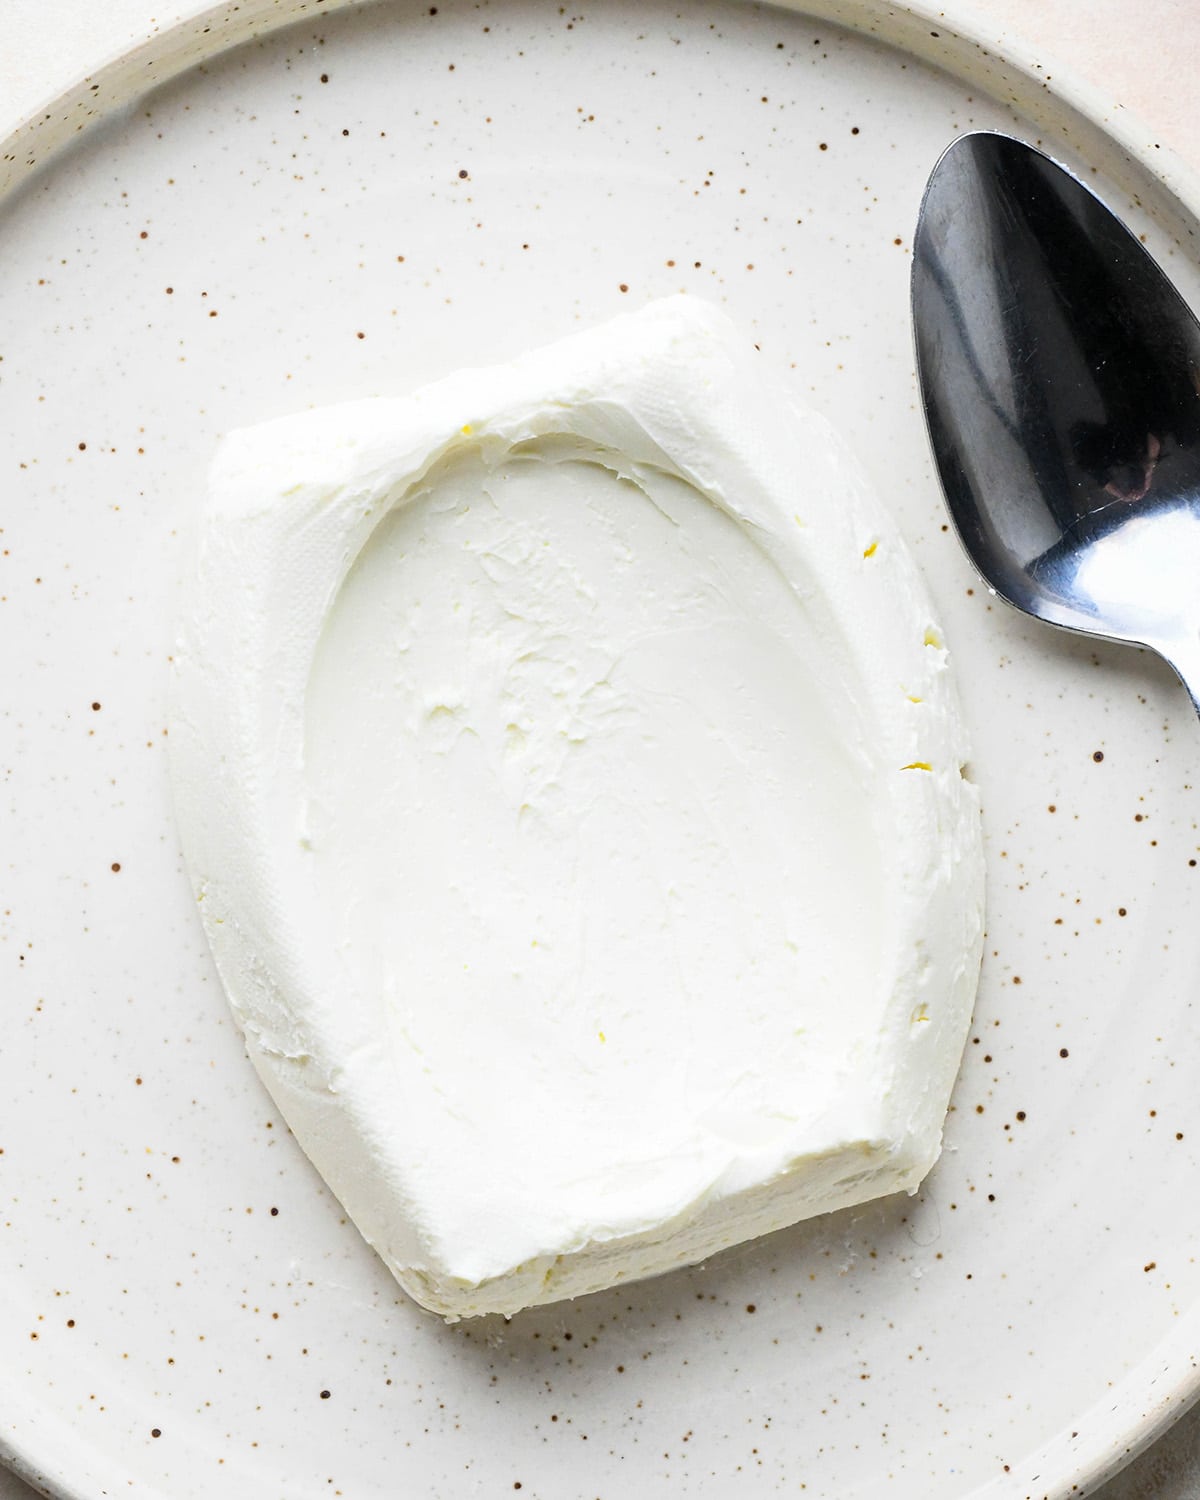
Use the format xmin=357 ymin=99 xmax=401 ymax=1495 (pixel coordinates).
xmin=441 ymin=1184 xmax=941 ymax=1379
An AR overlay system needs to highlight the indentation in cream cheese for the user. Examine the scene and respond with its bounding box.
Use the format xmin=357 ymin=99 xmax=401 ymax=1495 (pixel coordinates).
xmin=168 ymin=296 xmax=984 ymax=1320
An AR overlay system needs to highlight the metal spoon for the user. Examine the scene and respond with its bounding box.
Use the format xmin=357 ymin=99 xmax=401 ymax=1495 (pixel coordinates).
xmin=911 ymin=130 xmax=1200 ymax=714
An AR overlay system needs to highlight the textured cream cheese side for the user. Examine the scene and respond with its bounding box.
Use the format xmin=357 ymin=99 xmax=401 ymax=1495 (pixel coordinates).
xmin=167 ymin=296 xmax=985 ymax=1320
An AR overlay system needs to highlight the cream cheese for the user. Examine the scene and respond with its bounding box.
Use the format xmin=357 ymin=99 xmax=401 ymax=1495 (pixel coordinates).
xmin=168 ymin=296 xmax=984 ymax=1320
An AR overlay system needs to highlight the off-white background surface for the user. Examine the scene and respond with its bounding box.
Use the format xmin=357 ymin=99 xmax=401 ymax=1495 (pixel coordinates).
xmin=3 ymin=1 xmax=1200 ymax=1497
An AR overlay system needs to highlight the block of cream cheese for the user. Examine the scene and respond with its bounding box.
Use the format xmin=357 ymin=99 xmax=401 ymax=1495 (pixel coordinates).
xmin=168 ymin=296 xmax=984 ymax=1320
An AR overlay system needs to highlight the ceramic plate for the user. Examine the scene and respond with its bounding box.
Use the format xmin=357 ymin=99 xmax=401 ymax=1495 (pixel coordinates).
xmin=4 ymin=2 xmax=1200 ymax=1497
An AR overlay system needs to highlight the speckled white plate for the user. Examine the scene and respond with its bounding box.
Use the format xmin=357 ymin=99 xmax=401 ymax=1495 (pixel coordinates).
xmin=4 ymin=3 xmax=1200 ymax=1498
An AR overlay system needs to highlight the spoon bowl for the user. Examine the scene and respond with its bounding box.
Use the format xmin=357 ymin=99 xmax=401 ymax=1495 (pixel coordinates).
xmin=911 ymin=131 xmax=1200 ymax=710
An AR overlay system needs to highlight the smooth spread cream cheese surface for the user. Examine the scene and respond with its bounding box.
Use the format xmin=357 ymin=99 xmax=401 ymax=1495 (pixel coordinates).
xmin=168 ymin=297 xmax=984 ymax=1320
